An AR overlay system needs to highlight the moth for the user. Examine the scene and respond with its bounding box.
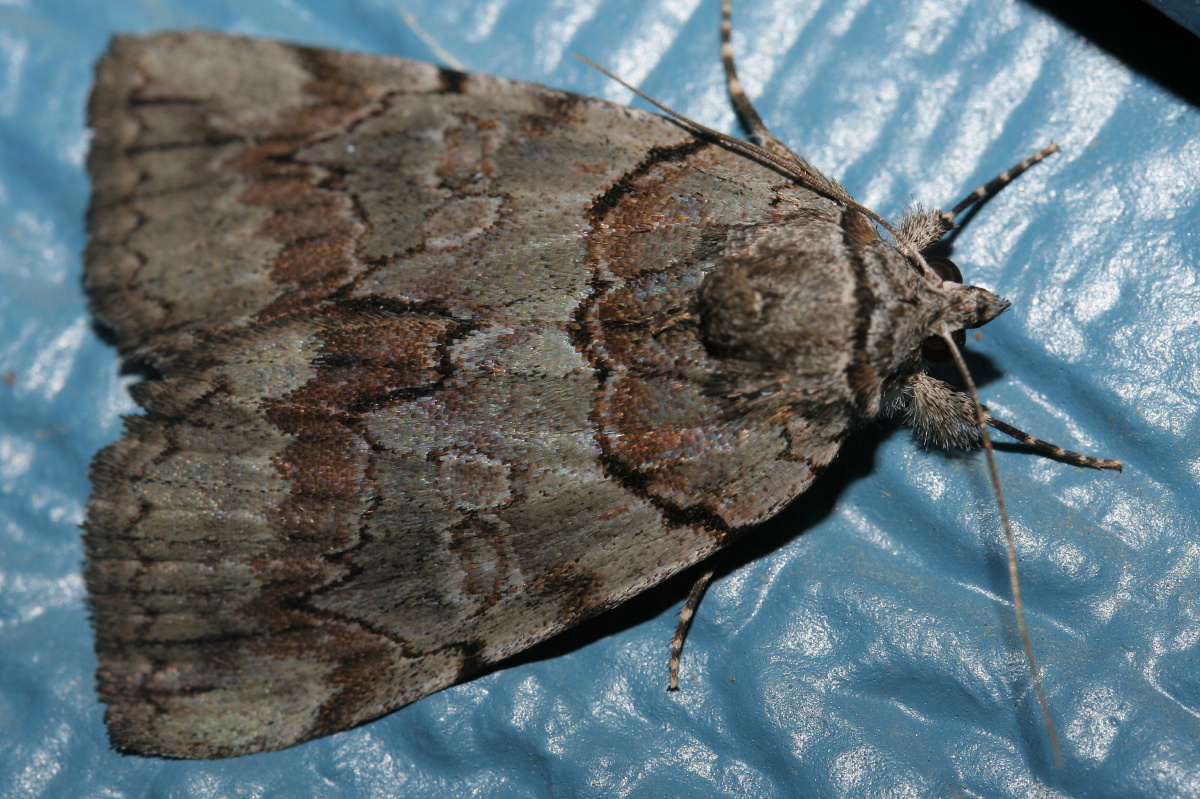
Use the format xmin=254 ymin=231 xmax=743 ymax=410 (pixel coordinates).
xmin=83 ymin=2 xmax=1118 ymax=759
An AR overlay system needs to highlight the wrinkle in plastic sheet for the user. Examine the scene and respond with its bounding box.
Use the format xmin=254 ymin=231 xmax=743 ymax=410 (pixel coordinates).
xmin=1 ymin=0 xmax=1198 ymax=797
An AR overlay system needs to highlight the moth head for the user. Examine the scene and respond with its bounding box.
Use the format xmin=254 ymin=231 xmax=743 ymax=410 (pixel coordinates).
xmin=894 ymin=202 xmax=1008 ymax=354
xmin=918 ymin=254 xmax=1010 ymax=362
xmin=883 ymin=251 xmax=1010 ymax=448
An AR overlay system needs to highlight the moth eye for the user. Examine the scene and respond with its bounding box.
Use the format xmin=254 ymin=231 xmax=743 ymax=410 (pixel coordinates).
xmin=914 ymin=256 xmax=966 ymax=360
xmin=920 ymin=256 xmax=967 ymax=360
xmin=925 ymin=255 xmax=963 ymax=284
xmin=922 ymin=327 xmax=967 ymax=362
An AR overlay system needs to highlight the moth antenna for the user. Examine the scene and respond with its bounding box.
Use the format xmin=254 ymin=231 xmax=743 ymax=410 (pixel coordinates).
xmin=572 ymin=54 xmax=829 ymax=193
xmin=948 ymin=143 xmax=1061 ymax=220
xmin=988 ymin=416 xmax=1122 ymax=472
xmin=573 ymin=54 xmax=926 ymax=264
xmin=939 ymin=325 xmax=1065 ymax=770
xmin=668 ymin=566 xmax=717 ymax=691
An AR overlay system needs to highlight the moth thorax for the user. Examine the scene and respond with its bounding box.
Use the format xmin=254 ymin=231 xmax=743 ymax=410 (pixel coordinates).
xmin=697 ymin=253 xmax=855 ymax=368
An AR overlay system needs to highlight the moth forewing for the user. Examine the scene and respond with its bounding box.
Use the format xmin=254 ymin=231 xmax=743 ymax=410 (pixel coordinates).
xmin=83 ymin=6 xmax=1119 ymax=762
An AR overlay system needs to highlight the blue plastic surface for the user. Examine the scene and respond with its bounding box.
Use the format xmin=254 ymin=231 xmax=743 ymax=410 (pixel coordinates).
xmin=2 ymin=0 xmax=1198 ymax=796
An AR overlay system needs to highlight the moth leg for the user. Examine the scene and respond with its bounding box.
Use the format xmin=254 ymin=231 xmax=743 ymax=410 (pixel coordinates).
xmin=988 ymin=416 xmax=1122 ymax=471
xmin=895 ymin=371 xmax=982 ymax=450
xmin=896 ymin=372 xmax=1121 ymax=471
xmin=947 ymin=143 xmax=1061 ymax=220
xmin=897 ymin=143 xmax=1061 ymax=250
xmin=667 ymin=565 xmax=717 ymax=690
xmin=720 ymin=0 xmax=841 ymax=192
xmin=399 ymin=7 xmax=464 ymax=70
xmin=720 ymin=0 xmax=792 ymax=160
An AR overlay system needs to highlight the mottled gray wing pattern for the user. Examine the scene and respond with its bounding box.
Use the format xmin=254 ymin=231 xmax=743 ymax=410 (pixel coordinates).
xmin=84 ymin=32 xmax=852 ymax=757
